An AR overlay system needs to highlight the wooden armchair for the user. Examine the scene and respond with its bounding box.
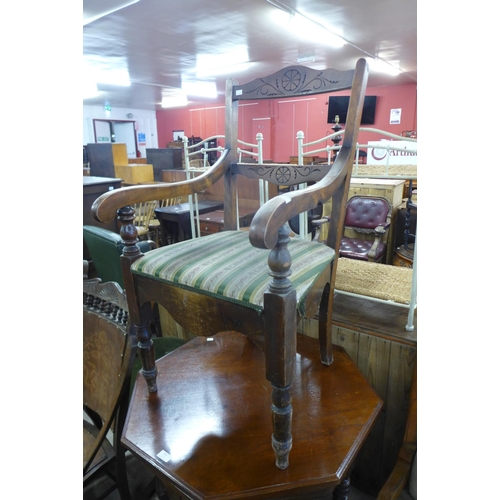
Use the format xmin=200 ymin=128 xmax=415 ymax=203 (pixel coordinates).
xmin=91 ymin=58 xmax=369 ymax=470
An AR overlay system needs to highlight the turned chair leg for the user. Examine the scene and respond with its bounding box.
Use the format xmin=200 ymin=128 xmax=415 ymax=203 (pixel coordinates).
xmin=135 ymin=323 xmax=158 ymax=393
xmin=265 ymin=224 xmax=296 ymax=469
xmin=270 ymin=383 xmax=293 ymax=469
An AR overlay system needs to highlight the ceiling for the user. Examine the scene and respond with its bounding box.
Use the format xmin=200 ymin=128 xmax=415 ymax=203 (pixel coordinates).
xmin=83 ymin=0 xmax=417 ymax=111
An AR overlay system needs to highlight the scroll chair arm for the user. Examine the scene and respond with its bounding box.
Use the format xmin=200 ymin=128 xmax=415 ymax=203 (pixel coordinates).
xmin=91 ymin=149 xmax=231 ymax=224
xmin=249 ymin=146 xmax=355 ymax=250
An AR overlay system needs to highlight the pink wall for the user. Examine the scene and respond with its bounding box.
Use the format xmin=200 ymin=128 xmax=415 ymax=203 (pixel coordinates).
xmin=156 ymin=82 xmax=417 ymax=163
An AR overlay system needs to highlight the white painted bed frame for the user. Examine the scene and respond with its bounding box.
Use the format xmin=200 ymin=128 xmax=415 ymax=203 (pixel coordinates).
xmin=296 ymin=127 xmax=417 ymax=331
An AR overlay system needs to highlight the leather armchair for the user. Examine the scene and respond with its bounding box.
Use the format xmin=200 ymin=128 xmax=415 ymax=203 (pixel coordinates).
xmin=339 ymin=195 xmax=391 ymax=262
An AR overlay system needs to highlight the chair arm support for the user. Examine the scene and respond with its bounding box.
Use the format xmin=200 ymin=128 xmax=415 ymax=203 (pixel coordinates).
xmin=91 ymin=150 xmax=231 ymax=224
xmin=374 ymin=222 xmax=390 ymax=235
xmin=249 ymin=147 xmax=354 ymax=249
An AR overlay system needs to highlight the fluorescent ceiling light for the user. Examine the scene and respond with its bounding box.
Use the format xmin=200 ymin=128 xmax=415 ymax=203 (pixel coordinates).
xmin=83 ymin=80 xmax=99 ymax=99
xmin=194 ymin=46 xmax=250 ymax=78
xmin=370 ymin=58 xmax=402 ymax=76
xmin=181 ymin=81 xmax=218 ymax=98
xmin=84 ymin=56 xmax=131 ymax=86
xmin=161 ymin=94 xmax=188 ymax=108
xmin=196 ymin=62 xmax=253 ymax=79
xmin=83 ymin=0 xmax=140 ymax=25
xmin=93 ymin=68 xmax=131 ymax=86
xmin=269 ymin=6 xmax=344 ymax=48
xmin=290 ymin=14 xmax=344 ymax=48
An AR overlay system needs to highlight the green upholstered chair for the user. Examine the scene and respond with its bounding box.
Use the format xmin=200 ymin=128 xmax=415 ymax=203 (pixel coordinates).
xmin=83 ymin=225 xmax=156 ymax=289
xmin=83 ymin=225 xmax=186 ymax=377
xmin=91 ymin=59 xmax=369 ymax=470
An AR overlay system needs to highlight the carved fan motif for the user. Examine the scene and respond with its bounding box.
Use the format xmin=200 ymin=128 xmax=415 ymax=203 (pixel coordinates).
xmin=282 ymin=70 xmax=301 ymax=92
xmin=276 ymin=166 xmax=292 ymax=183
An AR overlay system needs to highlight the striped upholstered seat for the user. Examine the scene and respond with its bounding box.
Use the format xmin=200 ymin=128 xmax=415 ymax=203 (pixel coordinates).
xmin=131 ymin=231 xmax=335 ymax=317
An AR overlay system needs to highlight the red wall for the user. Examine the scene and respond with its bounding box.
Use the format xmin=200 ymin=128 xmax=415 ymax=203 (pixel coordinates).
xmin=156 ymin=82 xmax=417 ymax=163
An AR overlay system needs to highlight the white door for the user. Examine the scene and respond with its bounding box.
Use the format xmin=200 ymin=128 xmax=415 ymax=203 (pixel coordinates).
xmin=94 ymin=120 xmax=112 ymax=142
xmin=114 ymin=122 xmax=137 ymax=157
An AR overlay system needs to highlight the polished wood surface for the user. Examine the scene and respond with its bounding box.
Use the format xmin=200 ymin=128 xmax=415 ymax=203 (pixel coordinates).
xmin=299 ymin=294 xmax=416 ymax=494
xmin=158 ymin=293 xmax=416 ymax=495
xmin=122 ymin=331 xmax=383 ymax=500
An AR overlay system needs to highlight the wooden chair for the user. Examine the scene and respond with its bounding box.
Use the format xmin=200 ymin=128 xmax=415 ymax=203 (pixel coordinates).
xmin=91 ymin=58 xmax=369 ymax=470
xmin=132 ymin=200 xmax=157 ymax=239
xmin=83 ymin=280 xmax=135 ymax=500
xmin=339 ymin=195 xmax=392 ymax=262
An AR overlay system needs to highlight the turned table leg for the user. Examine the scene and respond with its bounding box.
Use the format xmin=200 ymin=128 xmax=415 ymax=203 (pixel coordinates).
xmin=332 ymin=476 xmax=351 ymax=500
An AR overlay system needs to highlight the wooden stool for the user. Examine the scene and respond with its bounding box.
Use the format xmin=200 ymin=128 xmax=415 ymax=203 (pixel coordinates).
xmin=122 ymin=331 xmax=383 ymax=499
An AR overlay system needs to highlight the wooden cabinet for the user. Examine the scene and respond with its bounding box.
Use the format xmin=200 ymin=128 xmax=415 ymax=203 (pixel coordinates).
xmin=86 ymin=143 xmax=128 ymax=178
xmin=196 ymin=212 xmax=225 ymax=236
xmin=83 ymin=176 xmax=122 ymax=230
xmin=195 ymin=208 xmax=256 ymax=236
xmin=146 ymin=148 xmax=183 ymax=180
xmin=114 ymin=163 xmax=154 ymax=185
xmin=83 ymin=176 xmax=122 ymax=259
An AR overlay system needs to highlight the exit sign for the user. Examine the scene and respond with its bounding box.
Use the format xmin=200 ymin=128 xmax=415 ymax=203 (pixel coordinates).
xmin=98 ymin=136 xmax=110 ymax=142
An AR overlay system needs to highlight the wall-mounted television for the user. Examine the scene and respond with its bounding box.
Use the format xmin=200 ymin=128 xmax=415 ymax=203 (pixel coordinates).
xmin=327 ymin=95 xmax=377 ymax=125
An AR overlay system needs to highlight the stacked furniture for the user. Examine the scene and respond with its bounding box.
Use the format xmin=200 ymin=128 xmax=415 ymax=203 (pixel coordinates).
xmin=86 ymin=142 xmax=154 ymax=184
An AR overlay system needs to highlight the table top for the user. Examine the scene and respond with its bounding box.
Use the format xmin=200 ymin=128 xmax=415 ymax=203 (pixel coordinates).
xmin=83 ymin=176 xmax=122 ymax=186
xmin=122 ymin=331 xmax=383 ymax=499
xmin=155 ymin=199 xmax=223 ymax=216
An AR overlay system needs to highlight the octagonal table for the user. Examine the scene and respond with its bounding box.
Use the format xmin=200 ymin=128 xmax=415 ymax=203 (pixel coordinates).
xmin=122 ymin=331 xmax=383 ymax=499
